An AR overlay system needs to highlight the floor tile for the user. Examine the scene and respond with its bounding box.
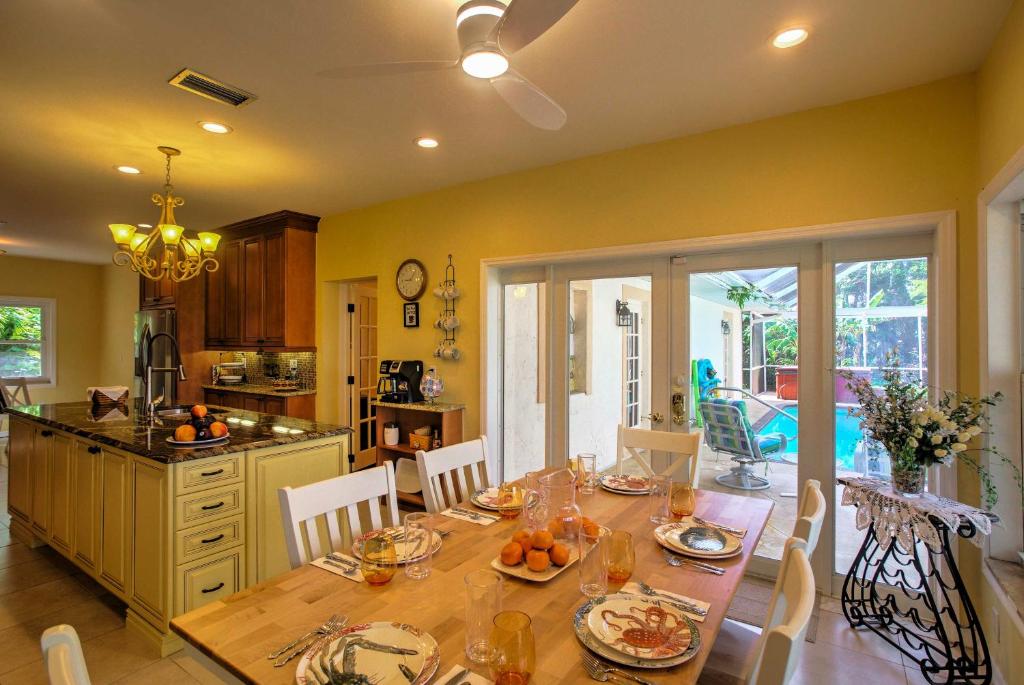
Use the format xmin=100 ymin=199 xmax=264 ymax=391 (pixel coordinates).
xmin=171 ymin=653 xmax=228 ymax=685
xmin=814 ymin=609 xmax=905 ymax=664
xmin=110 ymin=657 xmax=200 ymax=684
xmin=0 ymin=555 xmax=78 ymax=596
xmin=790 ymin=640 xmax=908 ymax=685
xmin=0 ymin=576 xmax=98 ymax=632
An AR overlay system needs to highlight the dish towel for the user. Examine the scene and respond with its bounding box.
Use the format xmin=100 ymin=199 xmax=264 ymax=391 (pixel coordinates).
xmin=620 ymin=581 xmax=710 ymax=623
xmin=434 ymin=665 xmax=493 ymax=684
xmin=311 ymin=554 xmax=364 ymax=582
xmin=441 ymin=508 xmax=499 ymax=526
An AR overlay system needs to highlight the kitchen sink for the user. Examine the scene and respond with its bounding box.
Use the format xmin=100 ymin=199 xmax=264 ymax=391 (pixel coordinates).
xmin=156 ymin=406 xmax=228 ymax=417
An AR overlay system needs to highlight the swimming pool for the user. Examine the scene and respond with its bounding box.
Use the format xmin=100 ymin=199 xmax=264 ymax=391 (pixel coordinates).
xmin=755 ymin=406 xmax=864 ymax=470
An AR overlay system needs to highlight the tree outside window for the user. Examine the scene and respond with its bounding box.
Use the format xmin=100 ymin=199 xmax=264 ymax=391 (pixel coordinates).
xmin=0 ymin=298 xmax=54 ymax=383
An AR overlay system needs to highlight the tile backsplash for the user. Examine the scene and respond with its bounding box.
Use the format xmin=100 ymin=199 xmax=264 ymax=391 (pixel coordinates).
xmin=218 ymin=351 xmax=317 ymax=389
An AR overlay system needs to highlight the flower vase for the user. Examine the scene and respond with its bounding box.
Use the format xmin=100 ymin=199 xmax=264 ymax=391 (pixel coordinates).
xmin=891 ymin=464 xmax=925 ymax=498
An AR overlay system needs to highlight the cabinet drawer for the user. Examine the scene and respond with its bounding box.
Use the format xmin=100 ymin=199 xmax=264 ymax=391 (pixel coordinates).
xmin=175 ymin=514 xmax=245 ymax=564
xmin=175 ymin=482 xmax=244 ymax=529
xmin=177 ymin=549 xmax=241 ymax=614
xmin=176 ymin=455 xmax=243 ymax=495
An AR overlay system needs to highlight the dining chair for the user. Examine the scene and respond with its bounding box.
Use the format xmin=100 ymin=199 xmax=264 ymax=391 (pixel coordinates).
xmin=792 ymin=478 xmax=826 ymax=557
xmin=40 ymin=624 xmax=92 ymax=685
xmin=277 ymin=461 xmax=399 ymax=569
xmin=699 ymin=537 xmax=815 ymax=685
xmin=615 ymin=425 xmax=701 ymax=485
xmin=0 ymin=377 xmax=32 ymax=407
xmin=699 ymin=398 xmax=786 ymax=491
xmin=415 ymin=436 xmax=493 ymax=513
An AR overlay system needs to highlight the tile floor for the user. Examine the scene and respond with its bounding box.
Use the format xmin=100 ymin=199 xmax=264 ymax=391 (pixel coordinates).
xmin=0 ymin=449 xmax=947 ymax=684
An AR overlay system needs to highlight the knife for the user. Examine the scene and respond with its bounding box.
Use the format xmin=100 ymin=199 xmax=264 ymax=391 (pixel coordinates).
xmin=442 ymin=668 xmax=470 ymax=685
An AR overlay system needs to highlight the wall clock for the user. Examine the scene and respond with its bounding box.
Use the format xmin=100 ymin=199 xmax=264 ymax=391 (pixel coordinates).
xmin=396 ymin=258 xmax=427 ymax=301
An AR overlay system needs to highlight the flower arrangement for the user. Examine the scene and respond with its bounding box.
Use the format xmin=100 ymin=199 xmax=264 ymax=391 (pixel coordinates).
xmin=841 ymin=353 xmax=1021 ymax=506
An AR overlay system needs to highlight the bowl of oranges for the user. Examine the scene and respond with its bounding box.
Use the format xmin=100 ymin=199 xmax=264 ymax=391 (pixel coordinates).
xmin=166 ymin=405 xmax=230 ymax=448
xmin=491 ymin=524 xmax=584 ymax=582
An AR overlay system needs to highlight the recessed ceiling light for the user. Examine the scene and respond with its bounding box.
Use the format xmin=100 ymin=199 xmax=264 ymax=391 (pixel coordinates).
xmin=415 ymin=137 xmax=439 ymax=149
xmin=461 ymin=48 xmax=509 ymax=79
xmin=199 ymin=121 xmax=232 ymax=134
xmin=115 ymin=165 xmax=142 ymax=174
xmin=772 ymin=27 xmax=809 ymax=49
xmin=137 ymin=223 xmax=153 ymax=229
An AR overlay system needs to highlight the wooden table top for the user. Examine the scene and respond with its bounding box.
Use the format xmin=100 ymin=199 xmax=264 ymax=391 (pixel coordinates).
xmin=170 ymin=486 xmax=773 ymax=684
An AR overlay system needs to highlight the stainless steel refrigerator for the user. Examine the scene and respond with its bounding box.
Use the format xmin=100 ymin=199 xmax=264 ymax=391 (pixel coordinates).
xmin=133 ymin=309 xmax=177 ymax=405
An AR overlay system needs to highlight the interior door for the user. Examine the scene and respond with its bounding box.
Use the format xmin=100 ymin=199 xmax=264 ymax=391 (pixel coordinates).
xmin=349 ymin=282 xmax=378 ymax=470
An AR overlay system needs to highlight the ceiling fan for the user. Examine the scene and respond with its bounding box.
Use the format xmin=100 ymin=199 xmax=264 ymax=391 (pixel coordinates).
xmin=319 ymin=0 xmax=578 ymax=130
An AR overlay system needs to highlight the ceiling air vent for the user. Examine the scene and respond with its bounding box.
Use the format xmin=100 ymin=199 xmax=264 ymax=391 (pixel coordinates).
xmin=168 ymin=68 xmax=256 ymax=107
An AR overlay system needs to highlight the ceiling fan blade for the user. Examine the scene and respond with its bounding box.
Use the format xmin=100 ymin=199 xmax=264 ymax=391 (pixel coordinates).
xmin=317 ymin=59 xmax=459 ymax=79
xmin=494 ymin=0 xmax=578 ymax=54
xmin=490 ymin=70 xmax=566 ymax=130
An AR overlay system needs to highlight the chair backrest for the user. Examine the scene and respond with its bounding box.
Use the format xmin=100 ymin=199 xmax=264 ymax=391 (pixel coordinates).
xmin=747 ymin=537 xmax=815 ymax=685
xmin=792 ymin=478 xmax=826 ymax=557
xmin=0 ymin=377 xmax=31 ymax=408
xmin=616 ymin=425 xmax=701 ymax=484
xmin=41 ymin=624 xmax=91 ymax=685
xmin=277 ymin=462 xmax=399 ymax=569
xmin=700 ymin=399 xmax=764 ymax=461
xmin=416 ymin=436 xmax=492 ymax=513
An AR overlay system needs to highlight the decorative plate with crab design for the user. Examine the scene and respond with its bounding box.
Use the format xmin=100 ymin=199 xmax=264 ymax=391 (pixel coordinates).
xmin=598 ymin=474 xmax=651 ymax=495
xmin=587 ymin=594 xmax=693 ymax=659
xmin=573 ymin=594 xmax=701 ymax=669
xmin=295 ymin=621 xmax=439 ymax=685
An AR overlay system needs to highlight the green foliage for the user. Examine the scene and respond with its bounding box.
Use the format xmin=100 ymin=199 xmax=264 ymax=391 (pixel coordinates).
xmin=0 ymin=306 xmax=41 ymax=341
xmin=725 ymin=284 xmax=764 ymax=310
xmin=764 ymin=319 xmax=798 ymax=366
xmin=0 ymin=306 xmax=43 ymax=377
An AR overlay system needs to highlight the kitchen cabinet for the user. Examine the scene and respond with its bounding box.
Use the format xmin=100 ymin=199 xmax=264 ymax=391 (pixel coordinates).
xmin=30 ymin=426 xmax=51 ymax=536
xmin=7 ymin=418 xmax=31 ymax=521
xmin=72 ymin=440 xmax=100 ymax=573
xmin=203 ymin=389 xmax=315 ymax=420
xmin=100 ymin=448 xmax=132 ymax=595
xmin=49 ymin=433 xmax=74 ymax=554
xmin=140 ymin=275 xmax=176 ymax=310
xmin=204 ymin=210 xmax=317 ymax=351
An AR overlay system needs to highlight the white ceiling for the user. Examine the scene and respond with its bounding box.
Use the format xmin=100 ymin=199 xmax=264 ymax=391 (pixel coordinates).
xmin=0 ymin=0 xmax=1011 ymax=263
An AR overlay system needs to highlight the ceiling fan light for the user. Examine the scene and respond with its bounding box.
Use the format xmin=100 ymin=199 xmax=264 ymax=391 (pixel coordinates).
xmin=461 ymin=49 xmax=508 ymax=79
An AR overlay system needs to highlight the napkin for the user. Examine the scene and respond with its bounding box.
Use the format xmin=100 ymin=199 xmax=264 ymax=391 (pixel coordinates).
xmin=441 ymin=508 xmax=498 ymax=526
xmin=620 ymin=581 xmax=709 ymax=623
xmin=311 ymin=554 xmax=364 ymax=582
xmin=86 ymin=386 xmax=128 ymax=403
xmin=434 ymin=665 xmax=493 ymax=684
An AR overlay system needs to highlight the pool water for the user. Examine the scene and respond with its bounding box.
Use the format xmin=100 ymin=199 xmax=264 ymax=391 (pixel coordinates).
xmin=755 ymin=406 xmax=864 ymax=470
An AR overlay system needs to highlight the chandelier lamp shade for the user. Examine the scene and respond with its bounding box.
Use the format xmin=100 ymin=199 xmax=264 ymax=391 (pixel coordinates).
xmin=109 ymin=146 xmax=220 ymax=282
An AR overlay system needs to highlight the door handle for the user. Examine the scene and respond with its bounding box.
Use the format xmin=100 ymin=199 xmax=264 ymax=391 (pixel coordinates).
xmin=644 ymin=412 xmax=665 ymax=425
xmin=672 ymin=393 xmax=687 ymax=425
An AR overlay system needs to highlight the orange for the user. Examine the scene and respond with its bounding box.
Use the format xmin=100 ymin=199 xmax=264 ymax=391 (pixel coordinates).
xmin=209 ymin=421 xmax=229 ymax=438
xmin=174 ymin=424 xmax=197 ymax=442
xmin=500 ymin=542 xmax=524 ymax=566
xmin=582 ymin=521 xmax=601 ymax=538
xmin=547 ymin=517 xmax=564 ymax=538
xmin=549 ymin=543 xmax=570 ymax=567
xmin=191 ymin=404 xmax=208 ymax=419
xmin=512 ymin=530 xmax=533 ymax=555
xmin=526 ymin=549 xmax=550 ymax=572
xmin=530 ymin=530 xmax=554 ymax=551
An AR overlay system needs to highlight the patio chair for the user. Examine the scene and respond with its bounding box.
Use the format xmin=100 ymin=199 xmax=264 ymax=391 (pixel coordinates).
xmin=700 ymin=398 xmax=787 ymax=491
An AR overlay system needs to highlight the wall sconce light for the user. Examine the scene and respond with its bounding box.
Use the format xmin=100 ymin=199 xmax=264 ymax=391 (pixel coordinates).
xmin=616 ymin=300 xmax=633 ymax=327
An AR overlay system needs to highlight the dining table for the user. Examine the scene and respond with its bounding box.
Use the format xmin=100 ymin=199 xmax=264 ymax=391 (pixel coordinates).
xmin=170 ymin=483 xmax=774 ymax=684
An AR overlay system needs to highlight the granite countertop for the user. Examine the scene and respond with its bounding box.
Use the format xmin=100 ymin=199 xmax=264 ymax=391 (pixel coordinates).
xmin=370 ymin=400 xmax=465 ymax=413
xmin=201 ymin=383 xmax=316 ymax=397
xmin=7 ymin=401 xmax=350 ymax=464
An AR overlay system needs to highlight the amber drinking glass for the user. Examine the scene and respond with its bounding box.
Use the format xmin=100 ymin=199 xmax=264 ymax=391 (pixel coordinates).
xmin=670 ymin=482 xmax=696 ymax=520
xmin=489 ymin=610 xmax=536 ymax=685
xmin=606 ymin=530 xmax=635 ymax=583
xmin=359 ymin=532 xmax=398 ymax=586
xmin=497 ymin=482 xmax=525 ymax=520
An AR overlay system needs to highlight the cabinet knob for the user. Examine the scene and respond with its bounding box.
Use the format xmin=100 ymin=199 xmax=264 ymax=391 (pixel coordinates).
xmin=87 ymin=445 xmax=101 ymax=454
xmin=40 ymin=430 xmax=53 ymax=438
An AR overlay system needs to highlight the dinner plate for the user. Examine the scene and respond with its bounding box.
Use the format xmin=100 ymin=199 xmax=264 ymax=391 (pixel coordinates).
xmin=164 ymin=434 xmax=229 ymax=448
xmin=654 ymin=522 xmax=743 ymax=559
xmin=598 ymin=474 xmax=651 ymax=495
xmin=586 ymin=594 xmax=692 ymax=659
xmin=295 ymin=621 xmax=440 ymax=685
xmin=490 ymin=546 xmax=578 ymax=582
xmin=351 ymin=527 xmax=443 ymax=565
xmin=469 ymin=487 xmax=502 ymax=511
xmin=573 ymin=595 xmax=701 ymax=669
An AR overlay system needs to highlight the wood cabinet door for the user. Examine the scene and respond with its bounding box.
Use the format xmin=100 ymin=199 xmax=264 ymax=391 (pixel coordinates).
xmin=263 ymin=396 xmax=285 ymax=416
xmin=222 ymin=240 xmax=243 ymax=345
xmin=49 ymin=433 xmax=74 ymax=553
xmin=72 ymin=441 xmax=101 ymax=572
xmin=100 ymin=450 xmax=132 ymax=596
xmin=132 ymin=459 xmax=169 ymax=625
xmin=242 ymin=394 xmax=263 ymax=412
xmin=140 ymin=276 xmax=175 ymax=309
xmin=7 ymin=419 xmax=32 ymax=521
xmin=262 ymin=231 xmax=285 ymax=345
xmin=204 ymin=390 xmax=224 ymax=407
xmin=241 ymin=236 xmax=265 ymax=346
xmin=205 ymin=255 xmax=226 ymax=344
xmin=30 ymin=427 xmax=52 ymax=536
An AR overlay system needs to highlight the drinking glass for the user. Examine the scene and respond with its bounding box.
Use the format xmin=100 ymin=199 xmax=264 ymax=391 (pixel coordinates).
xmin=359 ymin=532 xmax=397 ymax=586
xmin=670 ymin=482 xmax=696 ymax=520
xmin=489 ymin=610 xmax=536 ymax=685
xmin=578 ymin=526 xmax=609 ymax=598
xmin=497 ymin=482 xmax=525 ymax=520
xmin=465 ymin=569 xmax=504 ymax=663
xmin=403 ymin=512 xmax=433 ymax=580
xmin=607 ymin=530 xmax=635 ymax=583
xmin=576 ymin=453 xmax=597 ymax=494
xmin=649 ymin=475 xmax=672 ymax=524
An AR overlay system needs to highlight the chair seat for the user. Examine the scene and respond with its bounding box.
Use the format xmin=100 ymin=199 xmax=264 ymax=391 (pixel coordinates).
xmin=698 ymin=618 xmax=762 ymax=684
xmin=755 ymin=434 xmax=784 ymax=455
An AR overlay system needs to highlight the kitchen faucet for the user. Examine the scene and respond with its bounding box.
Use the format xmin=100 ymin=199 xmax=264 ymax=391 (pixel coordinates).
xmin=143 ymin=331 xmax=187 ymax=419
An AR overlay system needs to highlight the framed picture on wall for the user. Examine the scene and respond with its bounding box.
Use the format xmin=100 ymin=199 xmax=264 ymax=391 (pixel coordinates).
xmin=404 ymin=302 xmax=420 ymax=328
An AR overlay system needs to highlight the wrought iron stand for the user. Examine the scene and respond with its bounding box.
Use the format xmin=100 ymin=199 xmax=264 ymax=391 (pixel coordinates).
xmin=841 ymin=515 xmax=991 ymax=684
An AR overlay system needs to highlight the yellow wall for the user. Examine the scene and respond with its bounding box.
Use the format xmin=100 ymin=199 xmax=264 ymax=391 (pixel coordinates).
xmin=98 ymin=265 xmax=140 ymax=390
xmin=978 ymin=0 xmax=1024 ymax=186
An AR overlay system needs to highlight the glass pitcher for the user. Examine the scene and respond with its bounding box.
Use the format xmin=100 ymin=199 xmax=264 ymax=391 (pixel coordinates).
xmin=524 ymin=469 xmax=582 ymax=547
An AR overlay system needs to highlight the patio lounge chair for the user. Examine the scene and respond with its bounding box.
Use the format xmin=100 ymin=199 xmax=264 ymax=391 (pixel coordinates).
xmin=700 ymin=397 xmax=788 ymax=491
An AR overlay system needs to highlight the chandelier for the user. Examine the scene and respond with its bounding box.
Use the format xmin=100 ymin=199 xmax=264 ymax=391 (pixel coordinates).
xmin=109 ymin=146 xmax=220 ymax=282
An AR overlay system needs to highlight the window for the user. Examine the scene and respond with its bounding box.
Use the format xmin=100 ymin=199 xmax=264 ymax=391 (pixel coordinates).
xmin=0 ymin=297 xmax=55 ymax=384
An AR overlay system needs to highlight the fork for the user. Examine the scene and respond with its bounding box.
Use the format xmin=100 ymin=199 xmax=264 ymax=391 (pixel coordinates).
xmin=636 ymin=581 xmax=708 ymax=616
xmin=661 ymin=549 xmax=725 ymax=575
xmin=268 ymin=614 xmax=346 ymax=661
xmin=693 ymin=516 xmax=746 ymax=538
xmin=581 ymin=650 xmax=654 ymax=684
xmin=273 ymin=615 xmax=348 ymax=667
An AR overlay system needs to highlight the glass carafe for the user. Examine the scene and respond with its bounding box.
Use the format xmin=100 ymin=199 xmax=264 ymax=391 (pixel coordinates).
xmin=531 ymin=469 xmax=583 ymax=549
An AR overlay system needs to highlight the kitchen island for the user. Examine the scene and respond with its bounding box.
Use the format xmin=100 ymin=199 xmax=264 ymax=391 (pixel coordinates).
xmin=5 ymin=401 xmax=351 ymax=656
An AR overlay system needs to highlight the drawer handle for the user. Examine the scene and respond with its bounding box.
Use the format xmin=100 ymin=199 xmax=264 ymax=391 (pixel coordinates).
xmin=201 ymin=533 xmax=225 ymax=544
xmin=200 ymin=468 xmax=225 ymax=477
xmin=201 ymin=501 xmax=225 ymax=511
xmin=201 ymin=582 xmax=225 ymax=594
xmin=87 ymin=446 xmax=101 ymax=454
xmin=40 ymin=430 xmax=53 ymax=438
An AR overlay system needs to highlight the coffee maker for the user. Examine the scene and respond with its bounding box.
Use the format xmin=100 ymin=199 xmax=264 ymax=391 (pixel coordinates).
xmin=376 ymin=360 xmax=424 ymax=403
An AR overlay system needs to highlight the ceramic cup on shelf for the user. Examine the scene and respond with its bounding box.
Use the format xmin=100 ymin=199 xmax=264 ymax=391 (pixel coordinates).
xmin=442 ymin=315 xmax=460 ymax=330
xmin=441 ymin=346 xmax=461 ymax=361
xmin=444 ymin=284 xmax=461 ymax=299
xmin=434 ymin=317 xmax=446 ymax=330
xmin=383 ymin=422 xmax=400 ymax=446
xmin=433 ymin=344 xmax=445 ymax=358
xmin=432 ymin=285 xmax=445 ymax=298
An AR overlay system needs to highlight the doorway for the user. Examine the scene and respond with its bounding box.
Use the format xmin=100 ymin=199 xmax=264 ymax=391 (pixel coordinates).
xmin=346 ymin=280 xmax=378 ymax=471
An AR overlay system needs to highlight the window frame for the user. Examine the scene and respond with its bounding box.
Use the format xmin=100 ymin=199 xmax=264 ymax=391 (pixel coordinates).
xmin=0 ymin=296 xmax=56 ymax=386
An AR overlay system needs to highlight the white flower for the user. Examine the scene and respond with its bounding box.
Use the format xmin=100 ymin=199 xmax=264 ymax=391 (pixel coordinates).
xmin=957 ymin=431 xmax=972 ymax=443
xmin=969 ymin=425 xmax=982 ymax=437
xmin=907 ymin=438 xmax=918 ymax=448
xmin=930 ymin=435 xmax=943 ymax=445
xmin=951 ymin=443 xmax=967 ymax=452
xmin=934 ymin=448 xmax=948 ymax=457
xmin=913 ymin=428 xmax=923 ymax=438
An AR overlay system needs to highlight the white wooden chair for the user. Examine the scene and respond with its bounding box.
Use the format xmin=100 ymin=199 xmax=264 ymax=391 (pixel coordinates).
xmin=41 ymin=624 xmax=91 ymax=685
xmin=792 ymin=478 xmax=826 ymax=557
xmin=415 ymin=436 xmax=493 ymax=514
xmin=699 ymin=537 xmax=815 ymax=685
xmin=277 ymin=462 xmax=399 ymax=569
xmin=1 ymin=378 xmax=31 ymax=460
xmin=616 ymin=425 xmax=701 ymax=485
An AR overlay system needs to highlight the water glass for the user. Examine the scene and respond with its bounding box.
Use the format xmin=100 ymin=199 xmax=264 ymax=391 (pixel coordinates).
xmin=465 ymin=569 xmax=504 ymax=663
xmin=576 ymin=453 xmax=597 ymax=494
xmin=670 ymin=482 xmax=696 ymax=520
xmin=359 ymin=532 xmax=397 ymax=586
xmin=649 ymin=475 xmax=672 ymax=524
xmin=403 ymin=512 xmax=433 ymax=580
xmin=497 ymin=482 xmax=525 ymax=520
xmin=578 ymin=527 xmax=610 ymax=598
xmin=489 ymin=610 xmax=536 ymax=685
xmin=607 ymin=530 xmax=635 ymax=583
